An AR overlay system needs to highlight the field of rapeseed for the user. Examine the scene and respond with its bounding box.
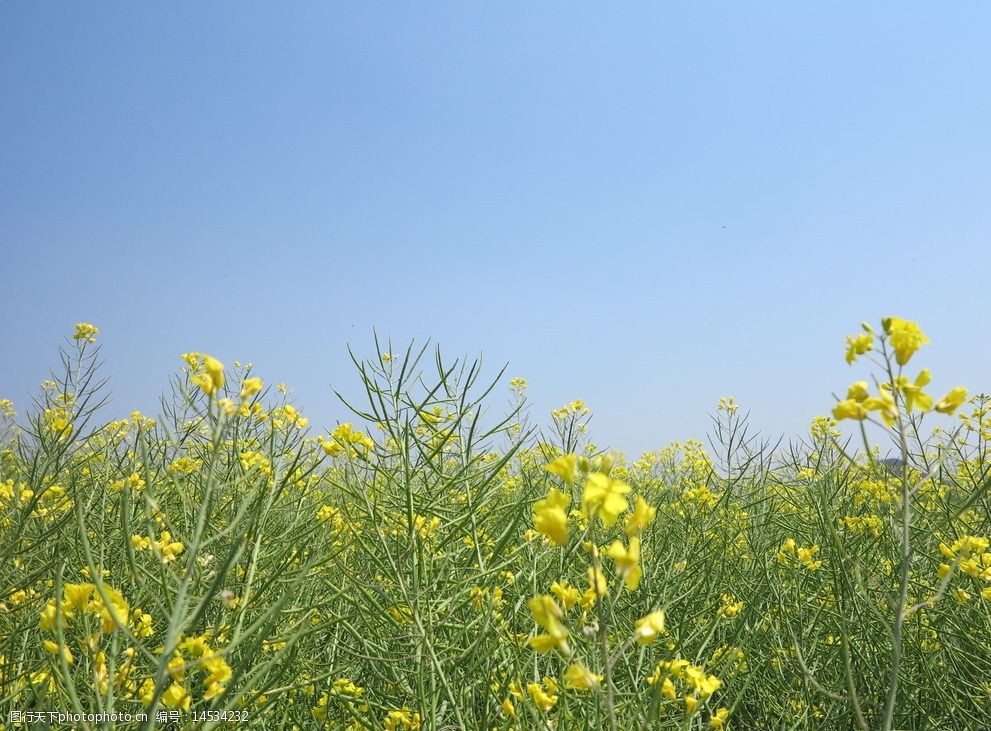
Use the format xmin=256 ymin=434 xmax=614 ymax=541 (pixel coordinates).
xmin=1 ymin=317 xmax=989 ymax=730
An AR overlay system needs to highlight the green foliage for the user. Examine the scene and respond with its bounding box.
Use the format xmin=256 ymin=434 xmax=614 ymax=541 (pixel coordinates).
xmin=1 ymin=323 xmax=990 ymax=730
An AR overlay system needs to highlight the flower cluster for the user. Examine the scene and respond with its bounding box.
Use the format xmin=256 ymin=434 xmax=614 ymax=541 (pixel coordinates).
xmin=834 ymin=318 xmax=966 ymax=425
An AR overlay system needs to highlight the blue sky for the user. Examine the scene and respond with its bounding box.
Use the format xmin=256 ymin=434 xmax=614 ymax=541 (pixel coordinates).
xmin=2 ymin=3 xmax=989 ymax=456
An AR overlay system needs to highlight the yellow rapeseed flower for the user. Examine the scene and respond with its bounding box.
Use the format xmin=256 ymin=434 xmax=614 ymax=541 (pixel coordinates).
xmin=384 ymin=708 xmax=421 ymax=730
xmin=660 ymin=676 xmax=677 ymax=699
xmin=935 ymin=387 xmax=968 ymax=415
xmin=526 ymin=681 xmax=558 ymax=712
xmin=204 ymin=356 xmax=224 ymax=388
xmin=587 ymin=565 xmax=608 ymax=600
xmin=63 ymin=583 xmax=95 ymax=612
xmin=161 ymin=683 xmax=191 ymax=711
xmin=73 ymin=323 xmax=100 ymax=343
xmin=43 ymin=639 xmax=74 ymax=664
xmin=710 ymin=707 xmax=730 ymax=729
xmin=545 ymin=454 xmax=578 ymax=484
xmin=895 ymin=370 xmax=934 ymax=412
xmin=527 ymin=595 xmax=569 ymax=653
xmin=833 ymin=382 xmax=870 ymax=421
xmin=563 ymin=662 xmax=602 ymax=691
xmin=533 ymin=488 xmax=570 ymax=546
xmin=92 ymin=584 xmax=130 ymax=634
xmin=863 ymin=389 xmax=898 ymax=426
xmin=606 ymin=537 xmax=642 ymax=590
xmin=191 ymin=354 xmax=225 ymax=397
xmin=625 ymin=495 xmax=656 ymax=536
xmin=550 ymin=580 xmax=580 ymax=610
xmin=844 ymin=325 xmax=873 ymax=365
xmin=154 ymin=532 xmax=185 ymax=563
xmin=581 ymin=473 xmax=631 ymax=526
xmin=240 ymin=376 xmax=264 ymax=400
xmin=883 ymin=317 xmax=929 ymax=366
xmin=635 ymin=610 xmax=666 ymax=644
xmin=718 ymin=593 xmax=744 ymax=618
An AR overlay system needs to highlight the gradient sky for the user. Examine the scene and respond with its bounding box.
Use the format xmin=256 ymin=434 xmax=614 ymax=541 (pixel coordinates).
xmin=2 ymin=3 xmax=989 ymax=457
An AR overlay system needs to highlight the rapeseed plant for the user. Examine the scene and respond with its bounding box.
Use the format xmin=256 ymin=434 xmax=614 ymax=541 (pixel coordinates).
xmin=0 ymin=318 xmax=988 ymax=729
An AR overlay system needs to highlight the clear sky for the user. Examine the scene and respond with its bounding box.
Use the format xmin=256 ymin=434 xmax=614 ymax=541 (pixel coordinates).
xmin=2 ymin=4 xmax=989 ymax=457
